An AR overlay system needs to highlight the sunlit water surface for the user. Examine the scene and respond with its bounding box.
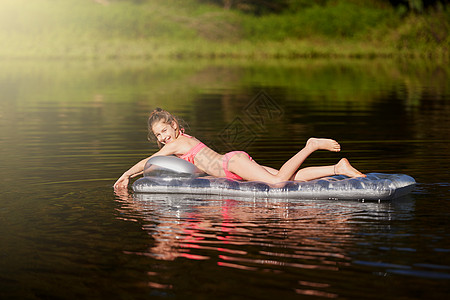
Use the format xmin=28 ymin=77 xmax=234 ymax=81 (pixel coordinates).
xmin=0 ymin=59 xmax=449 ymax=299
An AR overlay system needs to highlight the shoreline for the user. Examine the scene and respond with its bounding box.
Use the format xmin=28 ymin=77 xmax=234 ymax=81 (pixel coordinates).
xmin=0 ymin=39 xmax=447 ymax=61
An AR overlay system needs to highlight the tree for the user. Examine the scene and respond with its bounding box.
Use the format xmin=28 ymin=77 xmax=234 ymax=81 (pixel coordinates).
xmin=388 ymin=0 xmax=448 ymax=13
xmin=199 ymin=0 xmax=291 ymax=15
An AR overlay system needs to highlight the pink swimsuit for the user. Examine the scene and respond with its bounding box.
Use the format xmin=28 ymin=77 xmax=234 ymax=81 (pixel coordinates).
xmin=178 ymin=133 xmax=252 ymax=180
xmin=178 ymin=133 xmax=207 ymax=164
xmin=222 ymin=151 xmax=253 ymax=180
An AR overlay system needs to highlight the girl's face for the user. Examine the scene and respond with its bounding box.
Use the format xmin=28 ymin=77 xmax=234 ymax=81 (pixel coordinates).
xmin=152 ymin=120 xmax=178 ymax=145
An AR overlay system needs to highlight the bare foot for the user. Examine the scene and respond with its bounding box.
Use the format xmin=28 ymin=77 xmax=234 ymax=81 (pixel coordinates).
xmin=306 ymin=137 xmax=341 ymax=152
xmin=335 ymin=158 xmax=366 ymax=178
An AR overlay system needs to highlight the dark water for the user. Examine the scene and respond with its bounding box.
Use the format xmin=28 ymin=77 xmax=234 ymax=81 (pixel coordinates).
xmin=0 ymin=59 xmax=449 ymax=299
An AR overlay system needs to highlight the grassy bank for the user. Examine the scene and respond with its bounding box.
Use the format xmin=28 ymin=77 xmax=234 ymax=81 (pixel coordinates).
xmin=0 ymin=0 xmax=448 ymax=60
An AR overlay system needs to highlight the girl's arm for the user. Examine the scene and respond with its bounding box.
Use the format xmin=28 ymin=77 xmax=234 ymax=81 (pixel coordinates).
xmin=113 ymin=143 xmax=178 ymax=189
xmin=113 ymin=157 xmax=147 ymax=190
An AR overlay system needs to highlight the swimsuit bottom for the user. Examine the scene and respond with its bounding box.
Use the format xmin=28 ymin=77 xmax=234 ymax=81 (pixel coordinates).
xmin=222 ymin=151 xmax=253 ymax=180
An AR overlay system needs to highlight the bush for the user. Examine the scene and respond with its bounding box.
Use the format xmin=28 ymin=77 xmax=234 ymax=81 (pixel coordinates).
xmin=241 ymin=1 xmax=394 ymax=40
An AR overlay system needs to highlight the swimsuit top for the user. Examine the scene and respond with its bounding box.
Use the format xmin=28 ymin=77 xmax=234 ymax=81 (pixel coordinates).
xmin=178 ymin=132 xmax=206 ymax=164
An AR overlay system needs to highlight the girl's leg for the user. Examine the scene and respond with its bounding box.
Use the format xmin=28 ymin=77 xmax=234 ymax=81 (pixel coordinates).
xmin=262 ymin=166 xmax=278 ymax=175
xmin=272 ymin=138 xmax=340 ymax=181
xmin=293 ymin=166 xmax=334 ymax=181
xmin=228 ymin=157 xmax=279 ymax=183
xmin=228 ymin=138 xmax=340 ymax=184
xmin=293 ymin=158 xmax=365 ymax=181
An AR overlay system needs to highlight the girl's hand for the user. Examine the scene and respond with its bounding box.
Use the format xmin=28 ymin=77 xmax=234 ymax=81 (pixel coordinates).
xmin=113 ymin=145 xmax=176 ymax=191
xmin=114 ymin=174 xmax=130 ymax=190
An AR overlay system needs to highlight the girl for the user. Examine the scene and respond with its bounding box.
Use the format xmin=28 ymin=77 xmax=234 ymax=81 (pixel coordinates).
xmin=114 ymin=108 xmax=365 ymax=190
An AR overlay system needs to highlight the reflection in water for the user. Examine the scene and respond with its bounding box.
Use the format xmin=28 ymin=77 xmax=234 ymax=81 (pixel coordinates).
xmin=1 ymin=58 xmax=449 ymax=299
xmin=115 ymin=190 xmax=416 ymax=297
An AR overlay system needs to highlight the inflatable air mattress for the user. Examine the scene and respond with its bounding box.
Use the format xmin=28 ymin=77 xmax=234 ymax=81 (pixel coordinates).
xmin=132 ymin=156 xmax=416 ymax=201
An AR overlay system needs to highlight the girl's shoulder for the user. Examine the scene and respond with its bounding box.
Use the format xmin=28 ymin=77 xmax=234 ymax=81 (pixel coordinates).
xmin=162 ymin=134 xmax=200 ymax=156
xmin=179 ymin=132 xmax=201 ymax=144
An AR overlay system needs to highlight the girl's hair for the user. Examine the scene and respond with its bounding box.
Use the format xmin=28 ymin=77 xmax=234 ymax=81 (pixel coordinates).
xmin=147 ymin=108 xmax=184 ymax=148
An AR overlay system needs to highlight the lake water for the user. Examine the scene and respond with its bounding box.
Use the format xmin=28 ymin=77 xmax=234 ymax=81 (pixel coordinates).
xmin=0 ymin=59 xmax=449 ymax=299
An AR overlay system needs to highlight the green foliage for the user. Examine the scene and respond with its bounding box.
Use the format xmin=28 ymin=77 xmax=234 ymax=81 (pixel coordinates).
xmin=388 ymin=8 xmax=450 ymax=52
xmin=385 ymin=0 xmax=447 ymax=15
xmin=241 ymin=1 xmax=394 ymax=40
xmin=0 ymin=0 xmax=447 ymax=59
xmin=0 ymin=0 xmax=198 ymax=40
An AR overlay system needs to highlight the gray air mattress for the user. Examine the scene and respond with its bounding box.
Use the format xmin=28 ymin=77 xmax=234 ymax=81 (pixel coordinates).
xmin=132 ymin=156 xmax=416 ymax=201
